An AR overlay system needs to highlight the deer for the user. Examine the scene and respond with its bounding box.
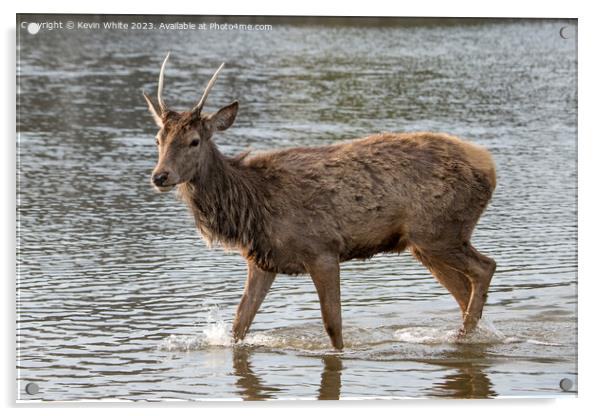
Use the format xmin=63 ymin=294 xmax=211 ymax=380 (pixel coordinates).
xmin=143 ymin=54 xmax=497 ymax=350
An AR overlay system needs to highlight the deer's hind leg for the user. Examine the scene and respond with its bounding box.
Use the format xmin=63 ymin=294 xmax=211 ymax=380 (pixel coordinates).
xmin=415 ymin=244 xmax=496 ymax=334
xmin=460 ymin=245 xmax=496 ymax=333
xmin=412 ymin=248 xmax=472 ymax=315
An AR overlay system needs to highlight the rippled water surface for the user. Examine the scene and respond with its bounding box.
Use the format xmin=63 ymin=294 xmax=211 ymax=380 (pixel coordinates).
xmin=16 ymin=16 xmax=577 ymax=400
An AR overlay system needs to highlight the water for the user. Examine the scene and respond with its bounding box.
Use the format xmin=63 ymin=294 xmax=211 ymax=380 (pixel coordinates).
xmin=16 ymin=17 xmax=577 ymax=400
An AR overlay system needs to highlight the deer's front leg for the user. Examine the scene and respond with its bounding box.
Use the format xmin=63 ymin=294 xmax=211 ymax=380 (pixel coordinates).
xmin=232 ymin=262 xmax=276 ymax=343
xmin=308 ymin=255 xmax=344 ymax=350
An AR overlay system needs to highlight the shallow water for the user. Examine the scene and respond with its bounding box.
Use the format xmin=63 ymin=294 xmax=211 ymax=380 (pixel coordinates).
xmin=16 ymin=16 xmax=577 ymax=400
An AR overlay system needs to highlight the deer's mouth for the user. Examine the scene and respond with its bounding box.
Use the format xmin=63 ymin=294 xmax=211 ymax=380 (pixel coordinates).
xmin=154 ymin=184 xmax=176 ymax=193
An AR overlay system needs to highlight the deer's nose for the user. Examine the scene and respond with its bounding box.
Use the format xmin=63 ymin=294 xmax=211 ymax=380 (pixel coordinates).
xmin=152 ymin=172 xmax=169 ymax=186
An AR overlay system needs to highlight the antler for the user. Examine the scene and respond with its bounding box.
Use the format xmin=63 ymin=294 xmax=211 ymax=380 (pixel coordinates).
xmin=157 ymin=52 xmax=170 ymax=112
xmin=145 ymin=55 xmax=224 ymax=118
xmin=191 ymin=63 xmax=225 ymax=115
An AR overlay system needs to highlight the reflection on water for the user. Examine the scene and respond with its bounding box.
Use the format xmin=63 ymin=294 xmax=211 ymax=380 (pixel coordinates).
xmin=235 ymin=348 xmax=343 ymax=400
xmin=318 ymin=355 xmax=343 ymax=400
xmin=232 ymin=348 xmax=347 ymax=401
xmin=17 ymin=16 xmax=577 ymax=400
xmin=233 ymin=348 xmax=282 ymax=401
xmin=428 ymin=346 xmax=496 ymax=398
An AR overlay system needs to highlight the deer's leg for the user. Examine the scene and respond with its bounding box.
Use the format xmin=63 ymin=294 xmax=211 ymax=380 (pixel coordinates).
xmin=461 ymin=245 xmax=496 ymax=333
xmin=232 ymin=262 xmax=276 ymax=343
xmin=418 ymin=244 xmax=496 ymax=334
xmin=412 ymin=248 xmax=472 ymax=315
xmin=437 ymin=244 xmax=496 ymax=334
xmin=307 ymin=256 xmax=344 ymax=350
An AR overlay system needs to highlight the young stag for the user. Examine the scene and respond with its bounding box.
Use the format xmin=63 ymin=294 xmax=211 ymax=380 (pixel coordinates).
xmin=143 ymin=54 xmax=497 ymax=350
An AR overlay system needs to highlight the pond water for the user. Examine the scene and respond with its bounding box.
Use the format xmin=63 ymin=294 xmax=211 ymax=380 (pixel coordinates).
xmin=17 ymin=16 xmax=577 ymax=400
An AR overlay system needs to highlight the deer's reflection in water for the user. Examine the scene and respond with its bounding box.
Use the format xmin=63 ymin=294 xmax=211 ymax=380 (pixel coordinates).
xmin=232 ymin=348 xmax=343 ymax=400
xmin=232 ymin=347 xmax=281 ymax=400
xmin=317 ymin=354 xmax=343 ymax=400
xmin=232 ymin=344 xmax=497 ymax=400
xmin=427 ymin=344 xmax=497 ymax=399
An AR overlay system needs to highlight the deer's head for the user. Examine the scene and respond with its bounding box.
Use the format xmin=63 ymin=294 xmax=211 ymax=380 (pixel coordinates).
xmin=143 ymin=53 xmax=238 ymax=192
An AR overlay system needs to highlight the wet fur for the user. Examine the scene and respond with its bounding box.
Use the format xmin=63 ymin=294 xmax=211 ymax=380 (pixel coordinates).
xmin=177 ymin=131 xmax=496 ymax=275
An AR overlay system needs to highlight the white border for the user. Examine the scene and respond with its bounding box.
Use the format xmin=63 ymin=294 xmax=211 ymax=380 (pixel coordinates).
xmin=3 ymin=1 xmax=600 ymax=415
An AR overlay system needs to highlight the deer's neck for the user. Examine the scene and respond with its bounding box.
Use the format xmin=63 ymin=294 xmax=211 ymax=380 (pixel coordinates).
xmin=179 ymin=142 xmax=272 ymax=263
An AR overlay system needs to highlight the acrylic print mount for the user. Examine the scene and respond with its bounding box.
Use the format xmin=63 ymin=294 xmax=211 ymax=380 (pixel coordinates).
xmin=16 ymin=14 xmax=577 ymax=401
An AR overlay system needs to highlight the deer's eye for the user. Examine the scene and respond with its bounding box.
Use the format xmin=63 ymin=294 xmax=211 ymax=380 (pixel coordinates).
xmin=190 ymin=139 xmax=200 ymax=147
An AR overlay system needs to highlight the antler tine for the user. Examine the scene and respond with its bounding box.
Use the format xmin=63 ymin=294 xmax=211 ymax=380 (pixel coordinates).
xmin=192 ymin=63 xmax=225 ymax=115
xmin=157 ymin=52 xmax=170 ymax=112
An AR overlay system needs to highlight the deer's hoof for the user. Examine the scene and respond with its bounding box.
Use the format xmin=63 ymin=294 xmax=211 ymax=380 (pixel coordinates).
xmin=455 ymin=327 xmax=468 ymax=340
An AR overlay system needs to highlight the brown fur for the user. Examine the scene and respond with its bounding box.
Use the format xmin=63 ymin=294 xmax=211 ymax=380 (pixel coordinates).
xmin=177 ymin=132 xmax=495 ymax=276
xmin=145 ymin=66 xmax=497 ymax=350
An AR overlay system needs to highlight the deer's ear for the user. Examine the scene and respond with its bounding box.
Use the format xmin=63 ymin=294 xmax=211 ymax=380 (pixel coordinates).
xmin=208 ymin=101 xmax=238 ymax=132
xmin=143 ymin=91 xmax=163 ymax=127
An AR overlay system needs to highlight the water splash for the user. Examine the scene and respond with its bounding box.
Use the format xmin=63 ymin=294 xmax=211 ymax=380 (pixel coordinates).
xmin=392 ymin=318 xmax=561 ymax=347
xmin=160 ymin=310 xmax=556 ymax=353
xmin=395 ymin=318 xmax=507 ymax=345
xmin=160 ymin=305 xmax=299 ymax=351
xmin=159 ymin=323 xmax=328 ymax=352
xmin=198 ymin=305 xmax=232 ymax=346
xmin=160 ymin=305 xmax=233 ymax=351
xmin=524 ymin=339 xmax=563 ymax=347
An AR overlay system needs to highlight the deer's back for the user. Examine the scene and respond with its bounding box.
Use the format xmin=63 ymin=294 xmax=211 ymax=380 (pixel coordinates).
xmin=241 ymin=132 xmax=496 ymax=269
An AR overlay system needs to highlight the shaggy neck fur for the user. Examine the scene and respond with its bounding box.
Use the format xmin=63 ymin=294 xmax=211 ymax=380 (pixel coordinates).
xmin=178 ymin=141 xmax=273 ymax=267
